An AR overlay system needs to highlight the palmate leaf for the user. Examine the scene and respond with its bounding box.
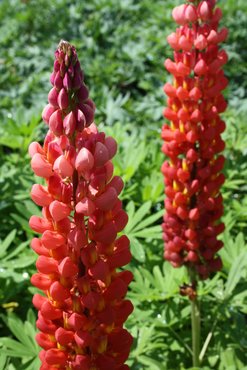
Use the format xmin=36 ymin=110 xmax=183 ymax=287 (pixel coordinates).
xmin=124 ymin=201 xmax=163 ymax=261
xmin=137 ymin=355 xmax=165 ymax=370
xmin=224 ymin=250 xmax=247 ymax=298
xmin=130 ymin=262 xmax=187 ymax=302
xmin=0 ymin=310 xmax=39 ymax=360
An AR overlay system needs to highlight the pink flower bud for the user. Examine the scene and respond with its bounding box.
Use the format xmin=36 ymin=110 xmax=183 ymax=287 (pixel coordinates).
xmin=48 ymin=87 xmax=59 ymax=107
xmin=95 ymin=187 xmax=118 ymax=211
xmin=185 ymin=4 xmax=197 ymax=22
xmin=172 ymin=4 xmax=187 ymax=25
xmin=49 ymin=110 xmax=63 ymax=136
xmin=76 ymin=109 xmax=87 ymax=131
xmin=54 ymin=71 xmax=63 ymax=89
xmin=105 ymin=136 xmax=117 ymax=158
xmin=53 ymin=155 xmax=74 ymax=178
xmin=194 ymin=59 xmax=208 ymax=75
xmin=167 ymin=33 xmax=179 ymax=50
xmin=42 ymin=104 xmax=57 ymax=124
xmin=108 ymin=176 xmax=124 ymax=195
xmin=194 ymin=34 xmax=207 ymax=49
xmin=63 ymin=72 xmax=72 ymax=90
xmin=75 ymin=147 xmax=94 ymax=173
xmin=207 ymin=30 xmax=218 ymax=44
xmin=199 ymin=1 xmax=211 ymax=21
xmin=78 ymin=84 xmax=89 ymax=101
xmin=94 ymin=142 xmax=109 ymax=167
xmin=63 ymin=111 xmax=76 ymax=135
xmin=80 ymin=103 xmax=94 ymax=126
xmin=178 ymin=35 xmax=192 ymax=51
xmin=72 ymin=68 xmax=82 ymax=90
xmin=177 ymin=62 xmax=190 ymax=76
xmin=57 ymin=88 xmax=69 ymax=110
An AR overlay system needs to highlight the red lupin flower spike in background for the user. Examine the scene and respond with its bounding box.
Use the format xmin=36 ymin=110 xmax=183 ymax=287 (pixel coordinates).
xmin=161 ymin=1 xmax=228 ymax=366
xmin=162 ymin=0 xmax=228 ymax=280
xmin=29 ymin=40 xmax=133 ymax=370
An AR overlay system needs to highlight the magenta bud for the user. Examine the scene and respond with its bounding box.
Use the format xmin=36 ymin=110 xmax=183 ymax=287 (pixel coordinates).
xmin=50 ymin=71 xmax=56 ymax=85
xmin=63 ymin=112 xmax=76 ymax=135
xmin=63 ymin=72 xmax=72 ymax=90
xmin=104 ymin=136 xmax=117 ymax=159
xmin=54 ymin=59 xmax=60 ymax=72
xmin=80 ymin=103 xmax=94 ymax=126
xmin=57 ymin=88 xmax=69 ymax=110
xmin=60 ymin=61 xmax=66 ymax=78
xmin=65 ymin=54 xmax=70 ymax=67
xmin=76 ymin=109 xmax=86 ymax=131
xmin=72 ymin=68 xmax=82 ymax=90
xmin=54 ymin=71 xmax=63 ymax=89
xmin=78 ymin=84 xmax=89 ymax=101
xmin=68 ymin=64 xmax=74 ymax=77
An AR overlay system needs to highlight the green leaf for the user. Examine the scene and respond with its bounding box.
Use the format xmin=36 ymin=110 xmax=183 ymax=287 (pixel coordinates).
xmin=125 ymin=201 xmax=151 ymax=233
xmin=130 ymin=237 xmax=146 ymax=262
xmin=224 ymin=251 xmax=247 ymax=297
xmin=0 ymin=229 xmax=16 ymax=258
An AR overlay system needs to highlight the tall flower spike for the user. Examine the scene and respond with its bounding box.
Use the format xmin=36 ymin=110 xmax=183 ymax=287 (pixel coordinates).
xmin=29 ymin=40 xmax=133 ymax=370
xmin=162 ymin=1 xmax=228 ymax=280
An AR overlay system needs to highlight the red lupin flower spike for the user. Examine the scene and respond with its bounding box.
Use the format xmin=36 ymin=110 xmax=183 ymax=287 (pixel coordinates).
xmin=29 ymin=40 xmax=133 ymax=370
xmin=162 ymin=0 xmax=228 ymax=280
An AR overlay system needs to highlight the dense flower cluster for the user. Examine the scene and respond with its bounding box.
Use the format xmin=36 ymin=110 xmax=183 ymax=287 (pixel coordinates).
xmin=161 ymin=0 xmax=228 ymax=279
xmin=29 ymin=41 xmax=133 ymax=370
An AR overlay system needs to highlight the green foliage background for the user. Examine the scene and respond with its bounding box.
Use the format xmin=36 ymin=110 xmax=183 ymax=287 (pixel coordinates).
xmin=0 ymin=0 xmax=246 ymax=369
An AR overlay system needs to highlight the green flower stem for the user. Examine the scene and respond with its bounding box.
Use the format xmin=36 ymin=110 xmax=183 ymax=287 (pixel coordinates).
xmin=191 ymin=296 xmax=201 ymax=368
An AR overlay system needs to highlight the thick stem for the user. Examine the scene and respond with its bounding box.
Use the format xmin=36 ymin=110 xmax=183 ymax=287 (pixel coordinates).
xmin=191 ymin=295 xmax=201 ymax=368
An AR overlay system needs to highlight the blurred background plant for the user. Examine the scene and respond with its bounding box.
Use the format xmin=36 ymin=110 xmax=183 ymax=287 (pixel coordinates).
xmin=0 ymin=0 xmax=246 ymax=369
